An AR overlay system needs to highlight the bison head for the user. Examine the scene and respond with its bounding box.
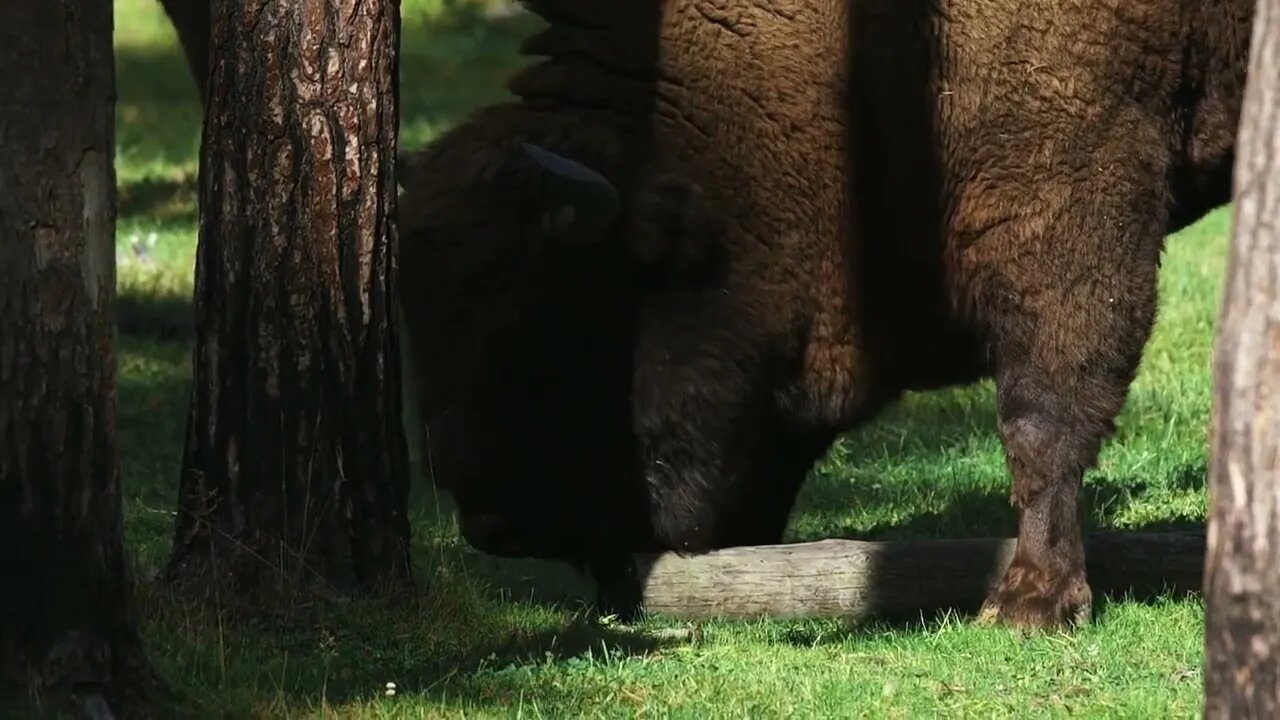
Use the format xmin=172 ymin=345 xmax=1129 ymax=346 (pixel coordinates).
xmin=397 ymin=136 xmax=657 ymax=561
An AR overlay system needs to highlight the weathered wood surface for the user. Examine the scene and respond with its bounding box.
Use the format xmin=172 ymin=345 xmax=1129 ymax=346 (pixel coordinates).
xmin=456 ymin=531 xmax=1206 ymax=621
xmin=1203 ymin=0 xmax=1280 ymax=713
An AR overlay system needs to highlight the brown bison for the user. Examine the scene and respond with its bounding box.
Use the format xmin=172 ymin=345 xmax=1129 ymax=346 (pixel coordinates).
xmin=397 ymin=0 xmax=1255 ymax=631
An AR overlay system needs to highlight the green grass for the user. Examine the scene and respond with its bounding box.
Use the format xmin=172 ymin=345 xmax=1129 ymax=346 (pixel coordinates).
xmin=111 ymin=0 xmax=1228 ymax=715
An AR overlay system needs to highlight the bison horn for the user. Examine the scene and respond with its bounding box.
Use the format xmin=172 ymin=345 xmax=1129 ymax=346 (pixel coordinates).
xmin=519 ymin=142 xmax=620 ymax=244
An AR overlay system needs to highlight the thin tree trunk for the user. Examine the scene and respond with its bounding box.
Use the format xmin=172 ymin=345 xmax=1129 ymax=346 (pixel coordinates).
xmin=167 ymin=0 xmax=412 ymax=596
xmin=1203 ymin=0 xmax=1280 ymax=715
xmin=0 ymin=0 xmax=158 ymax=713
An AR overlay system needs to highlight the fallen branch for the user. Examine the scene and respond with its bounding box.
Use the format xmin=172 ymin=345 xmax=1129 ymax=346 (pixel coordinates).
xmin=459 ymin=531 xmax=1206 ymax=622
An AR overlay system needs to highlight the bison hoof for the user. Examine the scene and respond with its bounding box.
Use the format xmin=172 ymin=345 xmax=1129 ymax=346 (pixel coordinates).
xmin=589 ymin=556 xmax=644 ymax=622
xmin=977 ymin=561 xmax=1092 ymax=631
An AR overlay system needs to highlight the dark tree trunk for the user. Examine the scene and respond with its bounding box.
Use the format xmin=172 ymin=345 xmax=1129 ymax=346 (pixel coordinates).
xmin=157 ymin=0 xmax=211 ymax=101
xmin=0 ymin=1 xmax=158 ymax=713
xmin=166 ymin=0 xmax=412 ymax=596
xmin=1203 ymin=0 xmax=1280 ymax=716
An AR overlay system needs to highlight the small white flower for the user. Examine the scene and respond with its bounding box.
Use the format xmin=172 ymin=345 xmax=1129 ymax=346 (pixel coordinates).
xmin=384 ymin=681 xmax=397 ymax=697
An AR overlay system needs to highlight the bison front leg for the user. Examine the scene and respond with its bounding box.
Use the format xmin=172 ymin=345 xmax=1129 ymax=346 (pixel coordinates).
xmin=631 ymin=284 xmax=796 ymax=553
xmin=962 ymin=183 xmax=1166 ymax=630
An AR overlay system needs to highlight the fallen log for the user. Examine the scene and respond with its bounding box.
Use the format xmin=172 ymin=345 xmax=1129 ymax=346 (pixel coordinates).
xmin=458 ymin=530 xmax=1206 ymax=622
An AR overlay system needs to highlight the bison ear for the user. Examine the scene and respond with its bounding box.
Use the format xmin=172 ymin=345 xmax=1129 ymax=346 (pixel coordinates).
xmin=519 ymin=142 xmax=620 ymax=244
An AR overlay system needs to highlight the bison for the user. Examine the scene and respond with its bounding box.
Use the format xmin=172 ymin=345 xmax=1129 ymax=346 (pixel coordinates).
xmin=398 ymin=0 xmax=1256 ymax=630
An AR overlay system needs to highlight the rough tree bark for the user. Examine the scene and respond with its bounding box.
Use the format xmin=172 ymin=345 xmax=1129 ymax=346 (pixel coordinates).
xmin=1203 ymin=0 xmax=1280 ymax=715
xmin=0 ymin=1 xmax=158 ymax=713
xmin=166 ymin=0 xmax=413 ymax=596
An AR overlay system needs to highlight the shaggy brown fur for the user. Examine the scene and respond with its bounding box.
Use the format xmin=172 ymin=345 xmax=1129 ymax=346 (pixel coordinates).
xmin=398 ymin=0 xmax=1255 ymax=629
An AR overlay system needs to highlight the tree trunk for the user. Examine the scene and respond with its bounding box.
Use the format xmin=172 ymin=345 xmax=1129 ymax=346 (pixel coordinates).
xmin=167 ymin=0 xmax=412 ymax=596
xmin=157 ymin=0 xmax=211 ymax=101
xmin=0 ymin=1 xmax=158 ymax=713
xmin=1203 ymin=0 xmax=1280 ymax=715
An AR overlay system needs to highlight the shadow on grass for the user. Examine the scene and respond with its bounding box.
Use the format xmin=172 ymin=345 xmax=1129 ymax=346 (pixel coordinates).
xmin=130 ymin=576 xmax=686 ymax=716
xmin=119 ymin=173 xmax=199 ymax=227
xmin=118 ymin=290 xmax=195 ymax=340
xmin=114 ymin=329 xmax=1206 ymax=715
xmin=119 ymin=330 xmax=1207 ymax=619
xmin=115 ymin=335 xmax=686 ymax=716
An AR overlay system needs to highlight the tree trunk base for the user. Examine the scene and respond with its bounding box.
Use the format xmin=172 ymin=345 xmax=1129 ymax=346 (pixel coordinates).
xmin=163 ymin=527 xmax=386 ymax=607
xmin=2 ymin=632 xmax=170 ymax=720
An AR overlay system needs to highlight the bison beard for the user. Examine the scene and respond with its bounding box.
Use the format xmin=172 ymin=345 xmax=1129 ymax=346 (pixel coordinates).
xmin=397 ymin=0 xmax=1256 ymax=629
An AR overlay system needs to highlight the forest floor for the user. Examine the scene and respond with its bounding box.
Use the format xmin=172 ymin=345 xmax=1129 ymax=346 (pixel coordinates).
xmin=114 ymin=0 xmax=1223 ymax=716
